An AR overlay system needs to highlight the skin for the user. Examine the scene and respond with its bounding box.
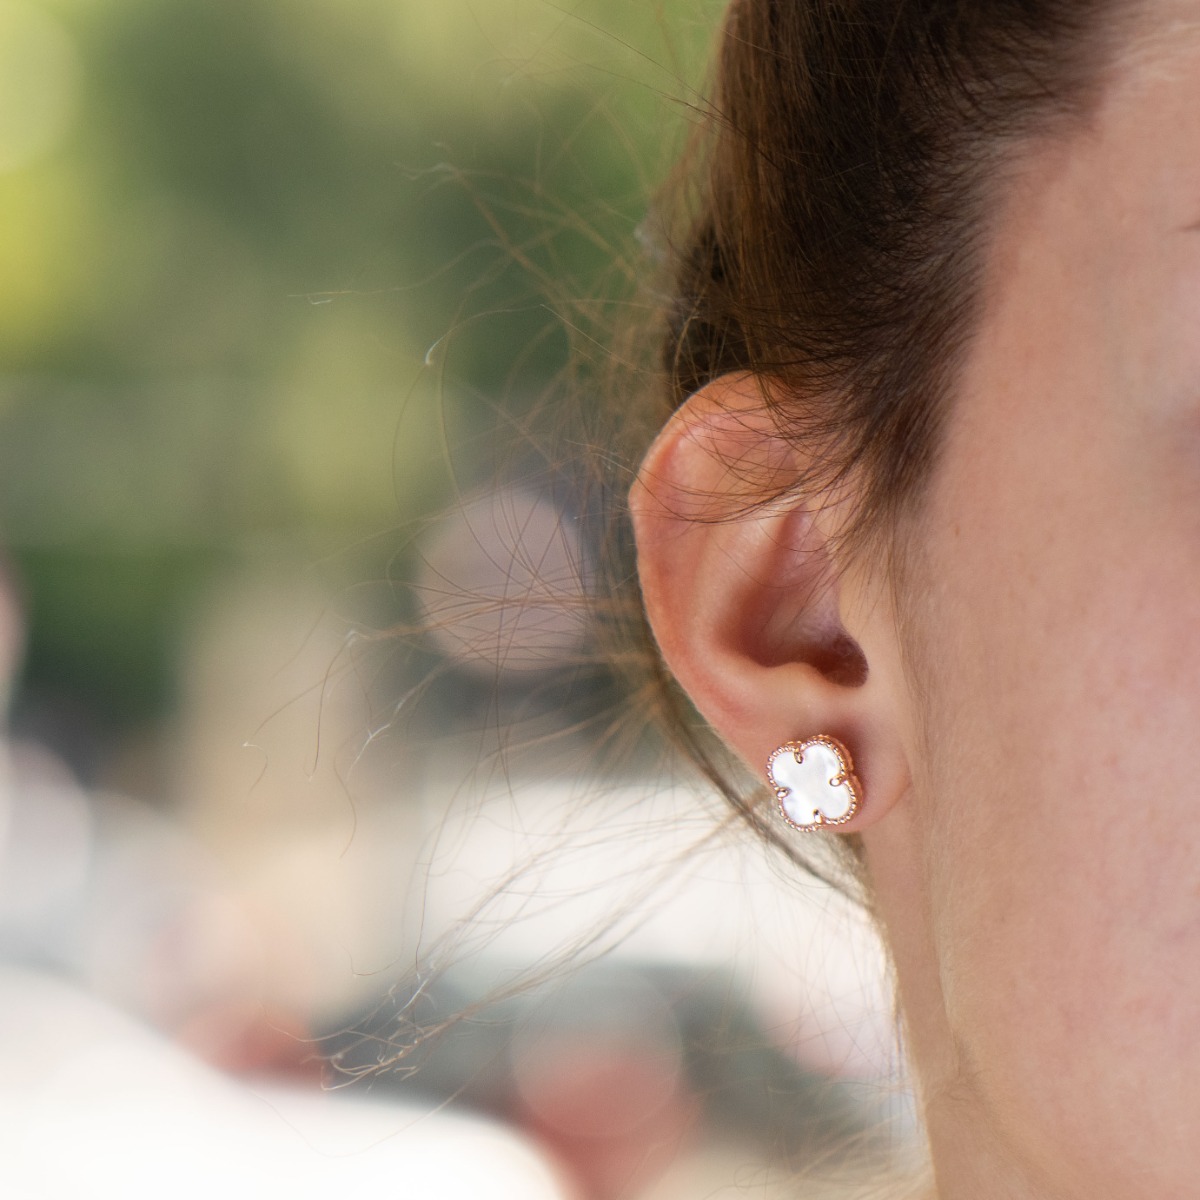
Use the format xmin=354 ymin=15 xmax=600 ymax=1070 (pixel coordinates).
xmin=632 ymin=13 xmax=1200 ymax=1199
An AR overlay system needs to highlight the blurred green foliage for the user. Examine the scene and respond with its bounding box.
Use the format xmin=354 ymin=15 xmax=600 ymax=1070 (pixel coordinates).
xmin=0 ymin=0 xmax=718 ymax=741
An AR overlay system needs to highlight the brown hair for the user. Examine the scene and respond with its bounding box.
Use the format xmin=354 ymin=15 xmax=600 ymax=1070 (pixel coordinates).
xmin=615 ymin=0 xmax=1128 ymax=881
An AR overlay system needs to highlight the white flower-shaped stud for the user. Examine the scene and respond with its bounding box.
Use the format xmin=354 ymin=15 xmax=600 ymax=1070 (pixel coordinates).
xmin=767 ymin=736 xmax=861 ymax=832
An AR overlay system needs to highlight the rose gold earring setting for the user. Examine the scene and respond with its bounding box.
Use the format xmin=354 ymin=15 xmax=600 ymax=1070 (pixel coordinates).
xmin=766 ymin=735 xmax=862 ymax=833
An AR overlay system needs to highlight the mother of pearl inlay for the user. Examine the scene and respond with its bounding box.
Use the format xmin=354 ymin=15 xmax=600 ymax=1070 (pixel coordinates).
xmin=767 ymin=736 xmax=861 ymax=831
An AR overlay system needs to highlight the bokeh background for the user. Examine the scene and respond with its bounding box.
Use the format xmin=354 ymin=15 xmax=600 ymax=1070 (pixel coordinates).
xmin=0 ymin=2 xmax=916 ymax=1196
xmin=1 ymin=0 xmax=714 ymax=772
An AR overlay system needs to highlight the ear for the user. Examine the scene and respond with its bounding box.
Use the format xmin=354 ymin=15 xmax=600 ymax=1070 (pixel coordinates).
xmin=629 ymin=373 xmax=910 ymax=831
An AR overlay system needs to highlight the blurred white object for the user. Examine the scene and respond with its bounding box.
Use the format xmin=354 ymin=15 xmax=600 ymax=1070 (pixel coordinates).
xmin=0 ymin=739 xmax=278 ymax=1064
xmin=0 ymin=966 xmax=569 ymax=1199
xmin=0 ymin=743 xmax=92 ymax=938
xmin=418 ymin=774 xmax=900 ymax=1083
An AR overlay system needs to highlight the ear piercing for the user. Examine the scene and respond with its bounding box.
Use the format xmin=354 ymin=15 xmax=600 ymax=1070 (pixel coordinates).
xmin=767 ymin=735 xmax=861 ymax=832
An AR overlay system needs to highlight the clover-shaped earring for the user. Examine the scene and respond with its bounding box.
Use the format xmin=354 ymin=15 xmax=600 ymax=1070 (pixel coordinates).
xmin=767 ymin=735 xmax=861 ymax=832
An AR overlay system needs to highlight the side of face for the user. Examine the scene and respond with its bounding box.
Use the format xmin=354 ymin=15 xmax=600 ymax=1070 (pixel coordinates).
xmin=886 ymin=16 xmax=1200 ymax=1196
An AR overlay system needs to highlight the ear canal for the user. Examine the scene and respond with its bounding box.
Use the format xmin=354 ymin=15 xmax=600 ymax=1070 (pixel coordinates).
xmin=750 ymin=610 xmax=867 ymax=685
xmin=815 ymin=633 xmax=868 ymax=688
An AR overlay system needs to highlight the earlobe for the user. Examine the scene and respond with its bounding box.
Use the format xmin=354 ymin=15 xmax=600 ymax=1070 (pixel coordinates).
xmin=629 ymin=373 xmax=908 ymax=833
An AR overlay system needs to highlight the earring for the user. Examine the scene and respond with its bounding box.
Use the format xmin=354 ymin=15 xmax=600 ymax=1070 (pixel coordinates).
xmin=767 ymin=735 xmax=861 ymax=832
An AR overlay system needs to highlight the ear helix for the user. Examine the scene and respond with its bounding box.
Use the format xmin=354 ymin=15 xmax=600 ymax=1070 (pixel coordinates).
xmin=766 ymin=735 xmax=862 ymax=833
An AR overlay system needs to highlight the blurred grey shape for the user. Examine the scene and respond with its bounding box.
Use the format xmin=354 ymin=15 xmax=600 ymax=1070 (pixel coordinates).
xmin=415 ymin=486 xmax=589 ymax=677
